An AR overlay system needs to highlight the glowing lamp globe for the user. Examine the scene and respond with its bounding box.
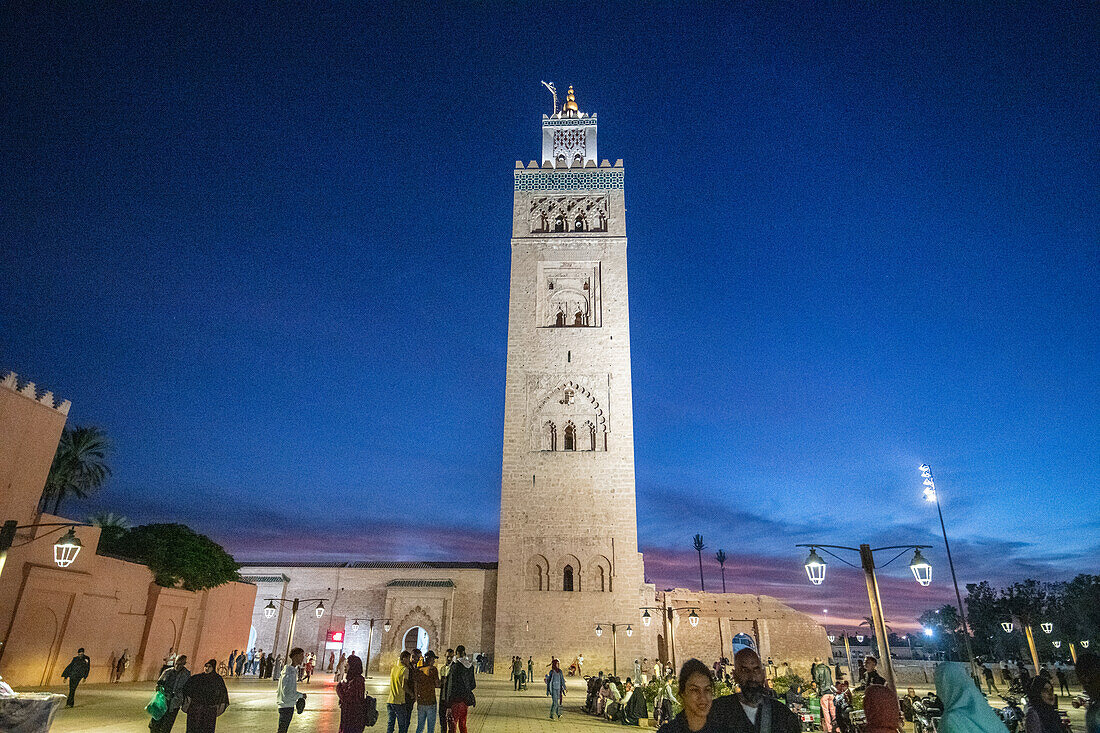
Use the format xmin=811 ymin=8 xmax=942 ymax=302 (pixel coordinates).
xmin=804 ymin=548 xmax=827 ymax=586
xmin=1041 ymin=622 xmax=1053 ymax=634
xmin=828 ymin=635 xmax=836 ymax=643
xmin=53 ymin=528 xmax=82 ymax=568
xmin=923 ymin=628 xmax=934 ymax=637
xmin=384 ymin=621 xmax=392 ymax=632
xmin=264 ymin=601 xmax=277 ymax=619
xmin=1001 ymin=622 xmax=1013 ymax=633
xmin=856 ymin=635 xmax=865 ymax=643
xmin=625 ymin=625 xmax=633 ymax=638
xmin=1053 ymin=641 xmax=1061 ymax=649
xmin=909 ymin=549 xmax=932 ymax=586
xmin=688 ymin=610 xmax=699 ymax=628
xmin=315 ymin=602 xmax=325 ymax=618
xmin=352 ymin=619 xmax=359 ymax=628
xmin=1081 ymin=641 xmax=1089 ymax=649
xmin=641 ymin=610 xmax=652 ymax=627
xmin=595 ymin=625 xmax=603 ymax=637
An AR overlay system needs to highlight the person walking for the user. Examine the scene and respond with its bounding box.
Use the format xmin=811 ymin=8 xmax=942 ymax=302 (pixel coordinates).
xmin=115 ymin=649 xmax=130 ymax=683
xmin=439 ymin=649 xmax=454 ymax=733
xmin=181 ymin=659 xmax=229 ymax=733
xmin=415 ymin=651 xmax=441 ymax=733
xmin=512 ymin=656 xmax=522 ymax=691
xmin=657 ymin=659 xmax=715 ymax=733
xmin=1073 ymin=652 xmax=1099 ymax=733
xmin=61 ymin=648 xmax=91 ymax=708
xmin=234 ymin=652 xmax=245 ymax=678
xmin=227 ymin=650 xmax=237 ymax=677
xmin=336 ymin=652 xmax=348 ymax=683
xmin=277 ymin=648 xmax=307 ymax=733
xmin=934 ymin=662 xmax=1006 ymax=733
xmin=982 ymin=664 xmax=999 ymax=694
xmin=442 ymin=646 xmax=476 ymax=733
xmin=388 ymin=651 xmax=412 ymax=733
xmin=337 ymin=654 xmax=368 ymax=733
xmin=528 ymin=657 xmax=534 ymax=688
xmin=546 ymin=658 xmax=566 ymax=720
xmin=634 ymin=659 xmax=642 ymax=682
xmin=1054 ymin=667 xmax=1069 ymax=697
xmin=151 ymin=654 xmax=191 ymax=733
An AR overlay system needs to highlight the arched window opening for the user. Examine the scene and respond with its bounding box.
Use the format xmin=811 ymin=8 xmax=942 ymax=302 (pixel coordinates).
xmin=554 ymin=217 xmax=565 ymax=232
xmin=555 ymin=310 xmax=565 ymax=327
xmin=594 ymin=564 xmax=606 ymax=592
xmin=543 ymin=421 xmax=557 ymax=451
xmin=564 ymin=423 xmax=576 ymax=451
xmin=563 ymin=565 xmax=574 ymax=591
xmin=574 ymin=216 xmax=585 ymax=231
xmin=573 ymin=311 xmax=585 ymax=326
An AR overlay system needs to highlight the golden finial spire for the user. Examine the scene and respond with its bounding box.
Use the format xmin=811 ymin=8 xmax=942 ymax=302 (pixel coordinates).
xmin=563 ymin=86 xmax=579 ymax=116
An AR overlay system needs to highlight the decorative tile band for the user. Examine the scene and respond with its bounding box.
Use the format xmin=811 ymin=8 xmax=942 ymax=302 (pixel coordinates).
xmin=514 ymin=169 xmax=624 ymax=191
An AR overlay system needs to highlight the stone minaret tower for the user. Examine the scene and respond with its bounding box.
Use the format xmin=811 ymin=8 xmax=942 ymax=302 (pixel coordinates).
xmin=495 ymin=88 xmax=649 ymax=673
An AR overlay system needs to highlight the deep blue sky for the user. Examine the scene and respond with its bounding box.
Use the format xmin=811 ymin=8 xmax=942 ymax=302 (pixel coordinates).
xmin=3 ymin=3 xmax=1097 ymax=629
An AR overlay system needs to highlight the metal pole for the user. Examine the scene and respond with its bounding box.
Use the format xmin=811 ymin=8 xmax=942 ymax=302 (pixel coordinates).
xmin=285 ymin=599 xmax=300 ymax=660
xmin=667 ymin=606 xmax=677 ymax=674
xmin=0 ymin=520 xmax=17 ymax=583
xmin=1069 ymin=643 xmax=1077 ymax=665
xmin=1024 ymin=624 xmax=1040 ymax=672
xmin=843 ymin=634 xmax=854 ymax=681
xmin=859 ymin=544 xmax=896 ymax=689
xmin=364 ymin=619 xmax=375 ymax=678
xmin=612 ymin=624 xmax=618 ymax=677
xmin=930 ymin=473 xmax=979 ymax=678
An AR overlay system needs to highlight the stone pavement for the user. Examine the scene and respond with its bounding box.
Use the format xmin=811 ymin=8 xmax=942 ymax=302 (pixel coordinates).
xmin=32 ymin=673 xmax=633 ymax=732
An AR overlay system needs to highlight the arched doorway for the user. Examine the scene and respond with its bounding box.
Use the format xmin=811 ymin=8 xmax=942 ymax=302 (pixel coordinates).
xmin=403 ymin=626 xmax=429 ymax=654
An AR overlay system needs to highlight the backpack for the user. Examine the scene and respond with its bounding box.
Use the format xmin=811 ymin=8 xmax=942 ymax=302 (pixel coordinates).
xmin=364 ymin=694 xmax=378 ymax=727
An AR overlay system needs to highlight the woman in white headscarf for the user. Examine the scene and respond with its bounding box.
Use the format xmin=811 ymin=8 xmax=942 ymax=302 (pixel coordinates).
xmin=934 ymin=663 xmax=1008 ymax=733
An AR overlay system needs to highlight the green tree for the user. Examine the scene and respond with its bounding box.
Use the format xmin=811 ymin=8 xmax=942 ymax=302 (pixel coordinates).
xmin=919 ymin=605 xmax=964 ymax=660
xmin=693 ymin=534 xmax=706 ymax=591
xmin=965 ymin=581 xmax=1005 ymax=659
xmin=100 ymin=523 xmax=240 ymax=591
xmin=859 ymin=616 xmax=894 ymax=659
xmin=41 ymin=425 xmax=112 ymax=515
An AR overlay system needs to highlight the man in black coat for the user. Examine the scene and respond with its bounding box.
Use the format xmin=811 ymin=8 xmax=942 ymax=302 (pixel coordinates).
xmin=709 ymin=649 xmax=800 ymax=733
xmin=61 ymin=648 xmax=91 ymax=707
xmin=859 ymin=656 xmax=886 ymax=688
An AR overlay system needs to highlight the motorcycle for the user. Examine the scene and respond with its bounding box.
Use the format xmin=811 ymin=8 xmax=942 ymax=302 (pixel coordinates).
xmin=912 ymin=694 xmax=944 ymax=733
xmin=996 ymin=694 xmax=1024 ymax=733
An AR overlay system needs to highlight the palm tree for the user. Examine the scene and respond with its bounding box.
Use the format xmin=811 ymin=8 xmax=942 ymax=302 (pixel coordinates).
xmin=693 ymin=534 xmax=706 ymax=591
xmin=859 ymin=617 xmax=894 ymax=659
xmin=715 ymin=549 xmax=728 ymax=593
xmin=89 ymin=511 xmax=130 ymax=546
xmin=41 ymin=426 xmax=112 ymax=516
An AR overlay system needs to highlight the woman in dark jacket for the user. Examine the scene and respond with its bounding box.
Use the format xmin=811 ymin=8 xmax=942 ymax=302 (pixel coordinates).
xmin=658 ymin=659 xmax=719 ymax=733
xmin=181 ymin=659 xmax=229 ymax=733
xmin=337 ymin=655 xmax=367 ymax=733
xmin=1025 ymin=676 xmax=1063 ymax=733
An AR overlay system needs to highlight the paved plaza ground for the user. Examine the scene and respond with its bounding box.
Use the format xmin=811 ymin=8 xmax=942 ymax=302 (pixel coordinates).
xmin=35 ymin=674 xmax=639 ymax=733
xmin=30 ymin=673 xmax=1090 ymax=733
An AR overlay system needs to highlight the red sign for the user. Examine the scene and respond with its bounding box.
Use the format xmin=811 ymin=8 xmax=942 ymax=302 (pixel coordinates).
xmin=327 ymin=630 xmax=344 ymax=643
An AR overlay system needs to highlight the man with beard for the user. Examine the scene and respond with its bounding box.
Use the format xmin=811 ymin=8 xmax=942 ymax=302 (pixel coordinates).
xmin=709 ymin=649 xmax=800 ymax=733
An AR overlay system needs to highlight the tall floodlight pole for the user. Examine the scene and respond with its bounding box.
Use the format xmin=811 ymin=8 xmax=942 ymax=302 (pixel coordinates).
xmin=920 ymin=465 xmax=978 ymax=679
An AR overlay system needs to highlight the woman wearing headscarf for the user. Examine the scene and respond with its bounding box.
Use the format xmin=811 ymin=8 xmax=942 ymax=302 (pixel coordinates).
xmin=337 ymin=654 xmax=368 ymax=733
xmin=1025 ymin=676 xmax=1062 ymax=733
xmin=545 ymin=659 xmax=566 ymax=720
xmin=935 ymin=662 xmax=1009 ymax=733
xmin=863 ymin=684 xmax=902 ymax=733
xmin=181 ymin=659 xmax=229 ymax=733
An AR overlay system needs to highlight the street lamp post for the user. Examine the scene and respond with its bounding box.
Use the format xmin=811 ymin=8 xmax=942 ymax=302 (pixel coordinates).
xmin=594 ymin=622 xmax=633 ymax=677
xmin=919 ymin=465 xmax=979 ymax=679
xmin=797 ymin=542 xmax=933 ymax=690
xmin=263 ymin=597 xmax=327 ymax=660
xmin=350 ymin=617 xmax=391 ymax=678
xmin=640 ymin=601 xmax=700 ymax=674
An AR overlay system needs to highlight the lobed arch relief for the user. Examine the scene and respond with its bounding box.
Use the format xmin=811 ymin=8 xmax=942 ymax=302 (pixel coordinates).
xmin=389 ymin=606 xmax=440 ymax=651
xmin=530 ymin=380 xmax=607 ymax=452
xmin=537 ymin=261 xmax=602 ymax=328
xmin=524 ymin=552 xmax=612 ymax=592
xmin=529 ymin=194 xmax=609 ymax=234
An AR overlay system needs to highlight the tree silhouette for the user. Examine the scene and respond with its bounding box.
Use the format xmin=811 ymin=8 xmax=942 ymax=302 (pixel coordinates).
xmin=693 ymin=534 xmax=706 ymax=591
xmin=716 ymin=549 xmax=728 ymax=593
xmin=41 ymin=425 xmax=112 ymax=515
